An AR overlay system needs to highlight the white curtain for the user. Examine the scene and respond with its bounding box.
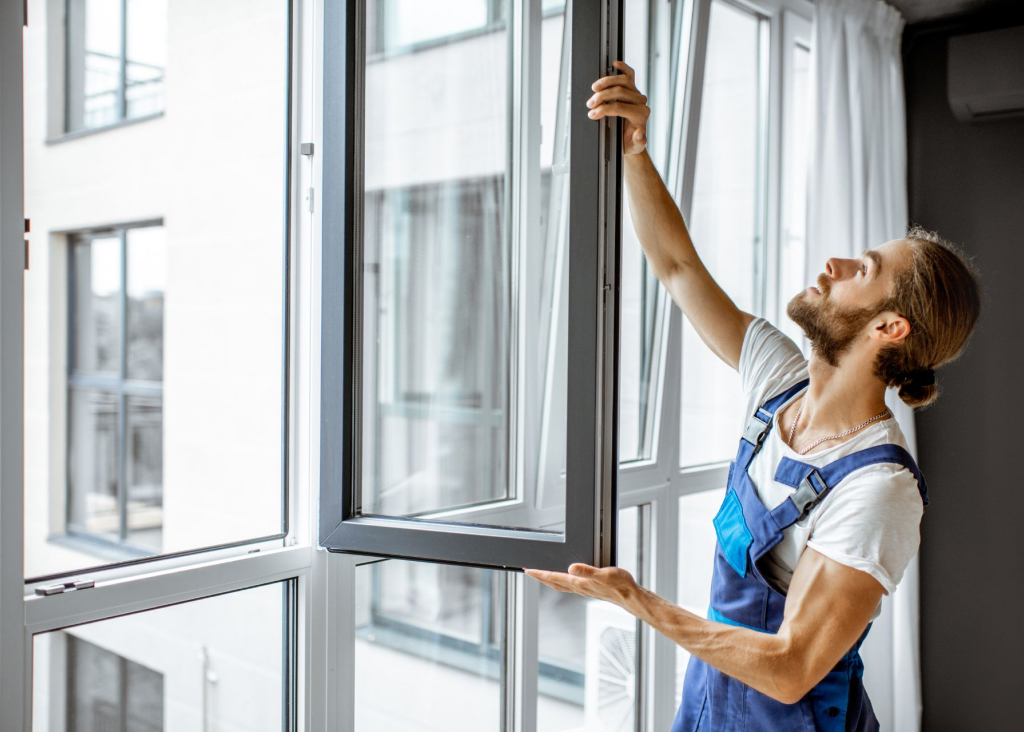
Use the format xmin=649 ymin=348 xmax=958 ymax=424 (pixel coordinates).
xmin=806 ymin=1 xmax=921 ymax=730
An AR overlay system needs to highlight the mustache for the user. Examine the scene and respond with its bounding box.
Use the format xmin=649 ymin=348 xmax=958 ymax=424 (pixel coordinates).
xmin=816 ymin=273 xmax=831 ymax=295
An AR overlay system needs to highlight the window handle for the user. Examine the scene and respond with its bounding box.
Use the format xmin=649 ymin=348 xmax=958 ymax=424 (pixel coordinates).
xmin=33 ymin=579 xmax=95 ymax=596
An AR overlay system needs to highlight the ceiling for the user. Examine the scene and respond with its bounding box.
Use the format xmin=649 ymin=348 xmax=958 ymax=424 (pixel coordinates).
xmin=888 ymin=0 xmax=1011 ymax=24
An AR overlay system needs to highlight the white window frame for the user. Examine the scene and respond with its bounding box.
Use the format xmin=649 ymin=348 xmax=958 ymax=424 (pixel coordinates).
xmin=1 ymin=0 xmax=813 ymax=730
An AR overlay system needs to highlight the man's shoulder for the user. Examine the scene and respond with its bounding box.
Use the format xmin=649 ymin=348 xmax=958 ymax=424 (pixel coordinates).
xmin=740 ymin=318 xmax=808 ymax=404
xmin=822 ymin=433 xmax=925 ymax=510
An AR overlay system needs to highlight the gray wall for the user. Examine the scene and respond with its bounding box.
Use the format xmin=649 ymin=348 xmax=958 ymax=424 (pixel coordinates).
xmin=904 ymin=10 xmax=1024 ymax=731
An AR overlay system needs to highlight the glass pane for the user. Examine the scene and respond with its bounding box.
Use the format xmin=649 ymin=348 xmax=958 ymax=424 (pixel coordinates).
xmin=33 ymin=582 xmax=291 ymax=732
xmin=126 ymin=226 xmax=166 ymax=381
xmin=675 ymin=488 xmax=725 ymax=705
xmin=68 ymin=389 xmax=120 ymax=540
xmin=125 ymin=394 xmax=163 ymax=550
xmin=618 ymin=0 xmax=657 ymax=464
xmin=67 ymin=0 xmax=123 ymax=131
xmin=680 ymin=0 xmax=763 ymax=467
xmin=24 ymin=0 xmax=290 ymax=579
xmin=380 ymin=0 xmax=491 ymax=50
xmin=779 ymin=43 xmax=812 ymax=347
xmin=66 ymin=635 xmax=163 ymax=732
xmin=356 ymin=561 xmax=504 ymax=731
xmin=125 ymin=0 xmax=167 ymax=119
xmin=73 ymin=236 xmax=121 ymax=375
xmin=361 ymin=1 xmax=570 ymax=528
xmin=538 ymin=507 xmax=641 ymax=731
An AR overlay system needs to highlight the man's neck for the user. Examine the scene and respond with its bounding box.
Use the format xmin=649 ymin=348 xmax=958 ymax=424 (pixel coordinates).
xmin=794 ymin=352 xmax=890 ymax=437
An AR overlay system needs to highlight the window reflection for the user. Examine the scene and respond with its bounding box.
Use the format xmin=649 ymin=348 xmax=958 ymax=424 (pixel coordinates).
xmin=360 ymin=0 xmax=575 ymax=525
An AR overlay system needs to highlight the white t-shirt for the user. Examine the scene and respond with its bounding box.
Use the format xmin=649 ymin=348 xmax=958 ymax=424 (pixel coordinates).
xmin=738 ymin=317 xmax=924 ymax=617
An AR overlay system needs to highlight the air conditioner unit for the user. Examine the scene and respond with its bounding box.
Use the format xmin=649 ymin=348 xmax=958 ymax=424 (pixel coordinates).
xmin=948 ymin=25 xmax=1024 ymax=122
xmin=584 ymin=600 xmax=637 ymax=732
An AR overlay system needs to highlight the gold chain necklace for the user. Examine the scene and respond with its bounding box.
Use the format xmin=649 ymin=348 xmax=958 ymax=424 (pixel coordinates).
xmin=787 ymin=395 xmax=890 ymax=456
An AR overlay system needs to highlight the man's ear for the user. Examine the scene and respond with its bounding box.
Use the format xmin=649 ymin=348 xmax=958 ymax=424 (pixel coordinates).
xmin=874 ymin=312 xmax=911 ymax=343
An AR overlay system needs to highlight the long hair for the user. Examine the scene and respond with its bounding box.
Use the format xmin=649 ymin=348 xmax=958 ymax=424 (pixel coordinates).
xmin=873 ymin=226 xmax=983 ymax=409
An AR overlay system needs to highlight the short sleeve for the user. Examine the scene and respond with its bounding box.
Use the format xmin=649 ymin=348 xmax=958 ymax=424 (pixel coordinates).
xmin=805 ymin=466 xmax=924 ymax=594
xmin=738 ymin=317 xmax=807 ymax=396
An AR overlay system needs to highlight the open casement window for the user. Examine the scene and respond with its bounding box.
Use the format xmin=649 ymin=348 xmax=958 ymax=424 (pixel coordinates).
xmin=320 ymin=0 xmax=625 ymax=571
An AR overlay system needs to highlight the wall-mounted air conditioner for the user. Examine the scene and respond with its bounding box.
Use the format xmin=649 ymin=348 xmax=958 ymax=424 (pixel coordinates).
xmin=948 ymin=25 xmax=1024 ymax=122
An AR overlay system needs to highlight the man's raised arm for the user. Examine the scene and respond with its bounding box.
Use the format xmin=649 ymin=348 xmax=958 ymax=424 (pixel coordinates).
xmin=589 ymin=61 xmax=754 ymax=371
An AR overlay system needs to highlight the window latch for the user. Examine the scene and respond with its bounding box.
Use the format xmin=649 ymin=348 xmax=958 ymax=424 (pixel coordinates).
xmin=34 ymin=579 xmax=95 ymax=597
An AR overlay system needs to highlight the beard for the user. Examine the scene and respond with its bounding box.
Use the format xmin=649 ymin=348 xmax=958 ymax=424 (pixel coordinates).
xmin=786 ymin=277 xmax=882 ymax=368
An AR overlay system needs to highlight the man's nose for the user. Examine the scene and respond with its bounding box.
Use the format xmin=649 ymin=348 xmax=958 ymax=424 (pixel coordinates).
xmin=825 ymin=258 xmax=852 ymax=279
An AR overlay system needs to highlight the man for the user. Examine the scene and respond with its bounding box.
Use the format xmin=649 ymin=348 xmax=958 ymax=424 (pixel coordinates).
xmin=525 ymin=61 xmax=982 ymax=731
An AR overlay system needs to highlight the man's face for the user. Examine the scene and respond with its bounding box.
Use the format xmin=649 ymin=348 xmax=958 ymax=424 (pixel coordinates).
xmin=786 ymin=239 xmax=912 ymax=367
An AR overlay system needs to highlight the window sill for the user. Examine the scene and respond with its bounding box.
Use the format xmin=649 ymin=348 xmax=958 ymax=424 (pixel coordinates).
xmin=45 ymin=111 xmax=165 ymax=146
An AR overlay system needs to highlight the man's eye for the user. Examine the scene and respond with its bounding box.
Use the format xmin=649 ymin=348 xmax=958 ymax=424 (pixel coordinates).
xmin=860 ymin=264 xmax=867 ymax=275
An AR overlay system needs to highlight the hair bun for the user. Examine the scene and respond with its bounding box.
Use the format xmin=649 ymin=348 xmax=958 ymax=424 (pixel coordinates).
xmin=906 ymin=368 xmax=936 ymax=386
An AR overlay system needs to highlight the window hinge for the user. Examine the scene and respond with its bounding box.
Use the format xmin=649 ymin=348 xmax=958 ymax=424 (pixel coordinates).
xmin=306 ymin=187 xmax=314 ymax=212
xmin=300 ymin=142 xmax=314 ymax=156
xmin=34 ymin=579 xmax=95 ymax=596
xmin=24 ymin=218 xmax=30 ymax=270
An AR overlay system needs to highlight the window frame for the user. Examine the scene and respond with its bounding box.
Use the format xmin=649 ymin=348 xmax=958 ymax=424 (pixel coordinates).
xmin=318 ymin=0 xmax=626 ymax=572
xmin=63 ymin=0 xmax=167 ymax=135
xmin=0 ymin=0 xmax=819 ymax=730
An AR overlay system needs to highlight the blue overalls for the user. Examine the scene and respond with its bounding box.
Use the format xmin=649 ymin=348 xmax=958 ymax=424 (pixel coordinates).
xmin=672 ymin=378 xmax=929 ymax=732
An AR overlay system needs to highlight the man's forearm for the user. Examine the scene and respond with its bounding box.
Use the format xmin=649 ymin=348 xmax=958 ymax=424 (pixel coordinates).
xmin=623 ymin=149 xmax=698 ymax=281
xmin=624 ymin=585 xmax=806 ymax=704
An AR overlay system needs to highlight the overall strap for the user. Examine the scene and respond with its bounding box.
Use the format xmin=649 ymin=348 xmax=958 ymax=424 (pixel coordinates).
xmin=741 ymin=378 xmax=810 ymax=448
xmin=769 ymin=444 xmax=931 ymax=528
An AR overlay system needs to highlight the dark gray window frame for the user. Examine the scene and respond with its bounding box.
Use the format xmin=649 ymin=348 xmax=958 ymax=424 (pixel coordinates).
xmin=319 ymin=0 xmax=625 ymax=571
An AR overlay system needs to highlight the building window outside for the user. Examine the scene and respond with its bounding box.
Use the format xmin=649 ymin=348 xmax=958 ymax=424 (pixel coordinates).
xmin=65 ymin=634 xmax=164 ymax=732
xmin=68 ymin=224 xmax=166 ymax=552
xmin=65 ymin=0 xmax=167 ymax=132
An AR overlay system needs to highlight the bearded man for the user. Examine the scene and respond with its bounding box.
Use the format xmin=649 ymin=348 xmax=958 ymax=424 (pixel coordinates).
xmin=526 ymin=61 xmax=982 ymax=731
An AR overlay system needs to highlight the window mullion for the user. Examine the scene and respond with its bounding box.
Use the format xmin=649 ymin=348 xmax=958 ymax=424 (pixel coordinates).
xmin=118 ymin=230 xmax=128 ymax=543
xmin=506 ymin=570 xmax=538 ymax=732
xmin=649 ymin=0 xmax=711 ymax=727
xmin=118 ymin=0 xmax=128 ymax=121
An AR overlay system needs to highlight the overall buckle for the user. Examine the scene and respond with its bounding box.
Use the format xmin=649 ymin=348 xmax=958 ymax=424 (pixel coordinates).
xmin=743 ymin=415 xmax=771 ymax=447
xmin=790 ymin=469 xmax=829 ymax=520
